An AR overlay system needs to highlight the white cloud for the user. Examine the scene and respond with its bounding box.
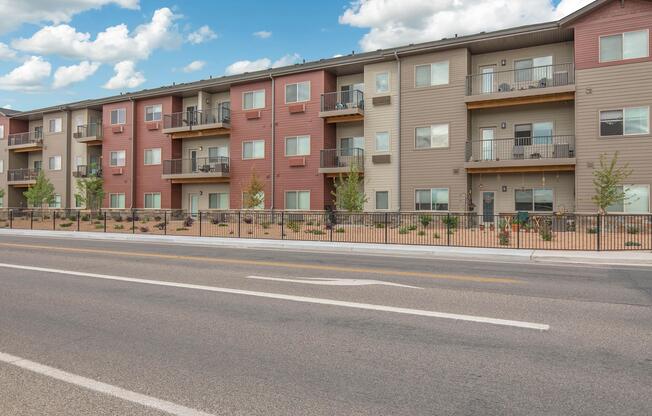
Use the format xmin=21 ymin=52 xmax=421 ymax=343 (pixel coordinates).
xmin=103 ymin=60 xmax=144 ymax=89
xmin=339 ymin=0 xmax=594 ymax=51
xmin=0 ymin=56 xmax=51 ymax=91
xmin=0 ymin=0 xmax=140 ymax=34
xmin=12 ymin=7 xmax=181 ymax=64
xmin=53 ymin=61 xmax=100 ymax=88
xmin=253 ymin=30 xmax=272 ymax=39
xmin=182 ymin=60 xmax=206 ymax=73
xmin=224 ymin=53 xmax=301 ymax=75
xmin=0 ymin=43 xmax=16 ymax=60
xmin=187 ymin=25 xmax=217 ymax=44
xmin=2 ymin=104 xmax=12 ymax=109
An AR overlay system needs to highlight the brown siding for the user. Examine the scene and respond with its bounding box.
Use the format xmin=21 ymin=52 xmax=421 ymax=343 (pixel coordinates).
xmin=470 ymin=102 xmax=575 ymax=139
xmin=471 ymin=42 xmax=574 ymax=73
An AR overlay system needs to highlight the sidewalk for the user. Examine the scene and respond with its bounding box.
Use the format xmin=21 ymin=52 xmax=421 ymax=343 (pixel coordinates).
xmin=1 ymin=228 xmax=651 ymax=267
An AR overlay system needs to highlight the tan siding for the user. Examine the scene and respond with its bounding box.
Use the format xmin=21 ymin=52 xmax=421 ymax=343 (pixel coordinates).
xmin=42 ymin=112 xmax=71 ymax=208
xmin=470 ymin=102 xmax=575 ymax=138
xmin=181 ymin=136 xmax=230 ymax=159
xmin=471 ymin=42 xmax=574 ymax=73
xmin=181 ymin=183 xmax=230 ymax=211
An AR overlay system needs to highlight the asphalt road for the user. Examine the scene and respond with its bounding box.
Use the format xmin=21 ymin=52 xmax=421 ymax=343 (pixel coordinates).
xmin=0 ymin=234 xmax=650 ymax=415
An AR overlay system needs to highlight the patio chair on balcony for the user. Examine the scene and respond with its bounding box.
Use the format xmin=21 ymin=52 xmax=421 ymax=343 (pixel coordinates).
xmin=553 ymin=143 xmax=570 ymax=158
xmin=498 ymin=83 xmax=512 ymax=92
xmin=513 ymin=145 xmax=525 ymax=160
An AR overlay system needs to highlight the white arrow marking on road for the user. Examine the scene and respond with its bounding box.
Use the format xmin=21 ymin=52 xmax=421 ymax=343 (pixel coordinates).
xmin=246 ymin=275 xmax=421 ymax=289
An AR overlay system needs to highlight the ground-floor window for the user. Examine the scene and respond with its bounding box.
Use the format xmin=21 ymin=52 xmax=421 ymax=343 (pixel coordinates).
xmin=49 ymin=194 xmax=61 ymax=208
xmin=607 ymin=185 xmax=650 ymax=213
xmin=415 ymin=188 xmax=449 ymax=211
xmin=209 ymin=193 xmax=229 ymax=209
xmin=75 ymin=195 xmax=83 ymax=208
xmin=0 ymin=195 xmax=3 ymax=208
xmin=110 ymin=193 xmax=126 ymax=209
xmin=242 ymin=192 xmax=264 ymax=210
xmin=375 ymin=191 xmax=389 ymax=210
xmin=285 ymin=191 xmax=310 ymax=210
xmin=144 ymin=193 xmax=161 ymax=209
xmin=514 ymin=188 xmax=553 ymax=212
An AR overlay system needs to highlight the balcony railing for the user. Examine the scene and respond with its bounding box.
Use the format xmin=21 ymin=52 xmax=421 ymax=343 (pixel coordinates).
xmin=466 ymin=63 xmax=575 ymax=96
xmin=320 ymin=90 xmax=364 ymax=112
xmin=163 ymin=104 xmax=231 ymax=130
xmin=320 ymin=148 xmax=364 ymax=170
xmin=7 ymin=168 xmax=40 ymax=182
xmin=73 ymin=165 xmax=102 ymax=178
xmin=163 ymin=157 xmax=230 ymax=175
xmin=73 ymin=123 xmax=102 ymax=140
xmin=7 ymin=131 xmax=43 ymax=147
xmin=466 ymin=135 xmax=575 ymax=162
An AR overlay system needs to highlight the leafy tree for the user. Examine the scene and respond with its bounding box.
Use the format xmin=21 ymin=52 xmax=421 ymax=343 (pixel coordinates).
xmin=23 ymin=171 xmax=55 ymax=208
xmin=242 ymin=170 xmax=265 ymax=209
xmin=332 ymin=163 xmax=367 ymax=212
xmin=75 ymin=174 xmax=104 ymax=212
xmin=592 ymin=152 xmax=633 ymax=214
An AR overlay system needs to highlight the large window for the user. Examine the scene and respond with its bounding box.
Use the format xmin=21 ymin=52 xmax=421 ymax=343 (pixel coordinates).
xmin=415 ymin=61 xmax=449 ymax=87
xmin=110 ymin=108 xmax=126 ymax=125
xmin=145 ymin=104 xmax=162 ymax=122
xmin=600 ymin=30 xmax=649 ymax=62
xmin=375 ymin=72 xmax=389 ymax=93
xmin=607 ymin=185 xmax=650 ymax=213
xmin=144 ymin=148 xmax=161 ymax=165
xmin=285 ymin=135 xmax=310 ymax=156
xmin=600 ymin=107 xmax=649 ymax=136
xmin=110 ymin=193 xmax=126 ymax=209
xmin=514 ymin=56 xmax=552 ymax=82
xmin=208 ymin=146 xmax=228 ymax=162
xmin=243 ymin=90 xmax=265 ymax=110
xmin=415 ymin=124 xmax=449 ymax=149
xmin=515 ymin=189 xmax=553 ymax=212
xmin=0 ymin=159 xmax=3 ymax=174
xmin=144 ymin=193 xmax=161 ymax=209
xmin=285 ymin=191 xmax=310 ymax=210
xmin=0 ymin=125 xmax=4 ymax=139
xmin=415 ymin=188 xmax=449 ymax=211
xmin=110 ymin=150 xmax=126 ymax=167
xmin=375 ymin=132 xmax=390 ymax=152
xmin=375 ymin=191 xmax=389 ymax=210
xmin=49 ymin=194 xmax=61 ymax=208
xmin=285 ymin=81 xmax=310 ymax=103
xmin=49 ymin=118 xmax=62 ymax=133
xmin=242 ymin=140 xmax=265 ymax=159
xmin=209 ymin=193 xmax=229 ymax=209
xmin=48 ymin=156 xmax=61 ymax=170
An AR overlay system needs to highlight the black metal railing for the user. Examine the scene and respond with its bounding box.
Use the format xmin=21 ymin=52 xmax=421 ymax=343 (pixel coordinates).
xmin=1 ymin=209 xmax=650 ymax=251
xmin=73 ymin=165 xmax=102 ymax=178
xmin=7 ymin=131 xmax=43 ymax=147
xmin=74 ymin=123 xmax=103 ymax=140
xmin=163 ymin=104 xmax=231 ymax=129
xmin=162 ymin=157 xmax=230 ymax=175
xmin=320 ymin=148 xmax=364 ymax=170
xmin=466 ymin=63 xmax=575 ymax=96
xmin=466 ymin=135 xmax=575 ymax=162
xmin=320 ymin=90 xmax=364 ymax=112
xmin=7 ymin=168 xmax=40 ymax=182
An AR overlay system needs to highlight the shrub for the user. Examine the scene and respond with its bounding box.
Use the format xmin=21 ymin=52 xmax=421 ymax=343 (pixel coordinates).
xmin=587 ymin=227 xmax=598 ymax=234
xmin=540 ymin=228 xmax=553 ymax=241
xmin=305 ymin=229 xmax=325 ymax=235
xmin=114 ymin=224 xmax=124 ymax=230
xmin=625 ymin=241 xmax=642 ymax=247
xmin=442 ymin=215 xmax=459 ymax=230
xmin=154 ymin=215 xmax=162 ymax=222
xmin=183 ymin=217 xmax=194 ymax=227
xmin=81 ymin=214 xmax=90 ymax=222
xmin=407 ymin=224 xmax=417 ymax=231
xmin=287 ymin=221 xmax=300 ymax=233
xmin=59 ymin=222 xmax=73 ymax=228
xmin=417 ymin=230 xmax=426 ymax=236
xmin=261 ymin=222 xmax=271 ymax=229
xmin=398 ymin=227 xmax=410 ymax=235
xmin=95 ymin=224 xmax=104 ymax=229
xmin=374 ymin=222 xmax=385 ymax=229
xmin=419 ymin=215 xmax=432 ymax=227
xmin=498 ymin=230 xmax=510 ymax=246
xmin=433 ymin=232 xmax=440 ymax=239
xmin=626 ymin=225 xmax=640 ymax=235
xmin=335 ymin=227 xmax=345 ymax=233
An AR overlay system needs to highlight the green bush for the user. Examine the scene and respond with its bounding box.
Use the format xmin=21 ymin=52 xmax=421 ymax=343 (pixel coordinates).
xmin=114 ymin=224 xmax=124 ymax=230
xmin=287 ymin=221 xmax=300 ymax=233
xmin=587 ymin=227 xmax=598 ymax=234
xmin=625 ymin=241 xmax=641 ymax=247
xmin=433 ymin=232 xmax=440 ymax=239
xmin=407 ymin=224 xmax=417 ymax=231
xmin=626 ymin=225 xmax=640 ymax=235
xmin=94 ymin=224 xmax=104 ymax=229
xmin=218 ymin=223 xmax=229 ymax=227
xmin=418 ymin=215 xmax=432 ymax=227
xmin=335 ymin=227 xmax=345 ymax=233
xmin=59 ymin=222 xmax=73 ymax=228
xmin=417 ymin=230 xmax=426 ymax=236
xmin=398 ymin=227 xmax=409 ymax=235
xmin=305 ymin=229 xmax=325 ymax=235
xmin=442 ymin=215 xmax=459 ymax=230
xmin=81 ymin=214 xmax=90 ymax=222
xmin=374 ymin=222 xmax=385 ymax=229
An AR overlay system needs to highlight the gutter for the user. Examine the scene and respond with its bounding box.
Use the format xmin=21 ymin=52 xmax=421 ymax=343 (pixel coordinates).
xmin=394 ymin=51 xmax=401 ymax=211
xmin=270 ymin=74 xmax=276 ymax=210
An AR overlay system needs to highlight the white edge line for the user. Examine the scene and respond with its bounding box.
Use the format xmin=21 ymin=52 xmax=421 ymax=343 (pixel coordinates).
xmin=0 ymin=351 xmax=215 ymax=416
xmin=0 ymin=262 xmax=549 ymax=331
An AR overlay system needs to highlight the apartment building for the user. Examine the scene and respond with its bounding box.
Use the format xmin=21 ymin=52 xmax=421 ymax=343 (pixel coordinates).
xmin=0 ymin=0 xmax=649 ymax=216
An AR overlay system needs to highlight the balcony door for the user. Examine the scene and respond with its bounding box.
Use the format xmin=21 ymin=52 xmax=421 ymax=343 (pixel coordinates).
xmin=482 ymin=191 xmax=495 ymax=223
xmin=480 ymin=65 xmax=495 ymax=94
xmin=189 ymin=194 xmax=199 ymax=217
xmin=189 ymin=149 xmax=198 ymax=172
xmin=186 ymin=106 xmax=197 ymax=126
xmin=340 ymin=83 xmax=363 ymax=107
xmin=480 ymin=128 xmax=495 ymax=161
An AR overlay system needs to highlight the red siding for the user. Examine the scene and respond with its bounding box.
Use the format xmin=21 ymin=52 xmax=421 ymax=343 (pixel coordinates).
xmin=572 ymin=0 xmax=652 ymax=70
xmin=102 ymin=101 xmax=134 ymax=208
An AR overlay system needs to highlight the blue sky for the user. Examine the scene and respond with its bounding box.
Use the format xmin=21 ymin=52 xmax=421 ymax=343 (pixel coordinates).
xmin=0 ymin=0 xmax=585 ymax=111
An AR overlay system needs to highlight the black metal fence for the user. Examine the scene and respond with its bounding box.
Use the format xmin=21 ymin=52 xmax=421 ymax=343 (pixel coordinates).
xmin=466 ymin=63 xmax=575 ymax=96
xmin=1 ymin=209 xmax=650 ymax=251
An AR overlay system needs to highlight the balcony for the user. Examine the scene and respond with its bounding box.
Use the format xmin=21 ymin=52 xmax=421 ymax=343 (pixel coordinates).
xmin=319 ymin=148 xmax=364 ymax=175
xmin=7 ymin=132 xmax=43 ymax=152
xmin=162 ymin=156 xmax=230 ymax=183
xmin=73 ymin=165 xmax=102 ymax=178
xmin=319 ymin=90 xmax=364 ymax=123
xmin=163 ymin=104 xmax=231 ymax=139
xmin=465 ymin=135 xmax=576 ymax=173
xmin=73 ymin=123 xmax=102 ymax=143
xmin=465 ymin=63 xmax=575 ymax=109
xmin=7 ymin=168 xmax=40 ymax=186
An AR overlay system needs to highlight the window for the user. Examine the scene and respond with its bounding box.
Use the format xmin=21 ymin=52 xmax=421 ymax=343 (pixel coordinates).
xmin=514 ymin=122 xmax=554 ymax=145
xmin=74 ymin=156 xmax=83 ymax=168
xmin=515 ymin=189 xmax=553 ymax=212
xmin=415 ymin=189 xmax=449 ymax=211
xmin=607 ymin=185 xmax=650 ymax=213
xmin=209 ymin=193 xmax=229 ymax=209
xmin=208 ymin=146 xmax=228 ymax=162
xmin=339 ymin=137 xmax=364 ymax=156
xmin=110 ymin=150 xmax=126 ymax=167
xmin=48 ymin=156 xmax=61 ymax=170
xmin=110 ymin=108 xmax=126 ymax=125
xmin=600 ymin=30 xmax=649 ymax=62
xmin=285 ymin=81 xmax=310 ymax=103
xmin=415 ymin=61 xmax=449 ymax=87
xmin=0 ymin=125 xmax=4 ymax=139
xmin=285 ymin=135 xmax=310 ymax=156
xmin=514 ymin=56 xmax=552 ymax=82
xmin=49 ymin=118 xmax=62 ymax=133
xmin=34 ymin=126 xmax=43 ymax=139
xmin=375 ymin=132 xmax=390 ymax=152
xmin=415 ymin=124 xmax=449 ymax=149
xmin=243 ymin=192 xmax=264 ymax=210
xmin=144 ymin=148 xmax=161 ymax=165
xmin=243 ymin=140 xmax=265 ymax=159
xmin=49 ymin=194 xmax=61 ymax=208
xmin=145 ymin=104 xmax=162 ymax=122
xmin=34 ymin=160 xmax=42 ymax=171
xmin=0 ymin=159 xmax=3 ymax=173
xmin=375 ymin=191 xmax=389 ymax=210
xmin=285 ymin=191 xmax=310 ymax=210
xmin=600 ymin=107 xmax=649 ymax=136
xmin=375 ymin=72 xmax=389 ymax=93
xmin=110 ymin=193 xmax=126 ymax=209
xmin=243 ymin=90 xmax=265 ymax=110
xmin=144 ymin=193 xmax=161 ymax=209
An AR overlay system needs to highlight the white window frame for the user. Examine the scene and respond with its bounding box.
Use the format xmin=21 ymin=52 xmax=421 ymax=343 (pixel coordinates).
xmin=599 ymin=106 xmax=650 ymax=137
xmin=242 ymin=140 xmax=265 ymax=160
xmin=285 ymin=135 xmax=311 ymax=156
xmin=514 ymin=188 xmax=554 ymax=212
xmin=375 ymin=131 xmax=390 ymax=153
xmin=49 ymin=118 xmax=63 ymax=133
xmin=415 ymin=124 xmax=449 ymax=149
xmin=415 ymin=61 xmax=449 ymax=87
xmin=375 ymin=72 xmax=390 ymax=93
xmin=599 ymin=29 xmax=650 ymax=63
xmin=0 ymin=125 xmax=4 ymax=139
xmin=415 ymin=188 xmax=450 ymax=211
xmin=144 ymin=148 xmax=162 ymax=165
xmin=109 ymin=193 xmax=126 ymax=209
xmin=144 ymin=192 xmax=161 ymax=209
xmin=607 ymin=185 xmax=650 ymax=213
xmin=285 ymin=81 xmax=310 ymax=104
xmin=208 ymin=192 xmax=229 ymax=210
xmin=48 ymin=155 xmax=62 ymax=171
xmin=110 ymin=108 xmax=126 ymax=125
xmin=144 ymin=104 xmax=163 ymax=122
xmin=49 ymin=194 xmax=61 ymax=209
xmin=242 ymin=90 xmax=266 ymax=110
xmin=110 ymin=150 xmax=126 ymax=167
xmin=375 ymin=190 xmax=390 ymax=211
xmin=285 ymin=190 xmax=310 ymax=211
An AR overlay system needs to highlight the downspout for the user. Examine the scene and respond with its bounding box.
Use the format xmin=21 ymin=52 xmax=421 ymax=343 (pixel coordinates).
xmin=394 ymin=51 xmax=401 ymax=211
xmin=65 ymin=109 xmax=72 ymax=209
xmin=270 ymin=74 xmax=275 ymax=210
xmin=130 ymin=97 xmax=136 ymax=209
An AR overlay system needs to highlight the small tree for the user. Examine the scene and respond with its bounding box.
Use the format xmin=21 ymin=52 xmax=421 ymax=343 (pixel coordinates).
xmin=242 ymin=170 xmax=265 ymax=210
xmin=75 ymin=174 xmax=104 ymax=212
xmin=592 ymin=152 xmax=632 ymax=214
xmin=23 ymin=171 xmax=55 ymax=208
xmin=332 ymin=163 xmax=367 ymax=212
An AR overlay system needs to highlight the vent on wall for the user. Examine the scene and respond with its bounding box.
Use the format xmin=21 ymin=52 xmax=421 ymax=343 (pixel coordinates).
xmin=586 ymin=162 xmax=594 ymax=168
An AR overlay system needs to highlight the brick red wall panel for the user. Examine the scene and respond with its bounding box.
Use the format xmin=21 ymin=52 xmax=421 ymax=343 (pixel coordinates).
xmin=102 ymin=101 xmax=133 ymax=208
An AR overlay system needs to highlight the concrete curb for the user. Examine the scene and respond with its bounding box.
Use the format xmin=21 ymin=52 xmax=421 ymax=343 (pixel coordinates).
xmin=1 ymin=228 xmax=651 ymax=267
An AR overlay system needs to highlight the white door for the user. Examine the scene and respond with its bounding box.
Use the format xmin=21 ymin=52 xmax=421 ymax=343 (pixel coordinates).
xmin=189 ymin=194 xmax=199 ymax=217
xmin=481 ymin=128 xmax=495 ymax=161
xmin=481 ymin=66 xmax=495 ymax=93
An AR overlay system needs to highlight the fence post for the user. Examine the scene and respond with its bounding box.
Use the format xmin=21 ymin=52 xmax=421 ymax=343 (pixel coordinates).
xmin=30 ymin=210 xmax=33 ymax=229
xmin=104 ymin=211 xmax=107 ymax=232
xmin=199 ymin=211 xmax=202 ymax=237
xmin=132 ymin=209 xmax=135 ymax=234
xmin=596 ymin=213 xmax=601 ymax=251
xmin=53 ymin=211 xmax=56 ymax=230
xmin=164 ymin=211 xmax=167 ymax=235
xmin=446 ymin=212 xmax=451 ymax=246
xmin=516 ymin=218 xmax=520 ymax=249
xmin=9 ymin=209 xmax=13 ymax=229
xmin=384 ymin=212 xmax=389 ymax=244
xmin=77 ymin=210 xmax=80 ymax=232
xmin=281 ymin=211 xmax=285 ymax=240
xmin=237 ymin=211 xmax=241 ymax=237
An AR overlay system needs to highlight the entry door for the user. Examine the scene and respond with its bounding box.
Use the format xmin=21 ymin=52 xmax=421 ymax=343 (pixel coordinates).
xmin=481 ymin=66 xmax=495 ymax=93
xmin=189 ymin=194 xmax=199 ymax=217
xmin=481 ymin=128 xmax=495 ymax=161
xmin=482 ymin=192 xmax=495 ymax=223
xmin=189 ymin=149 xmax=198 ymax=172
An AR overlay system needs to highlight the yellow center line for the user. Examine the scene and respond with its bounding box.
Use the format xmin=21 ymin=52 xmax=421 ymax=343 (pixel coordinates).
xmin=0 ymin=242 xmax=522 ymax=284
